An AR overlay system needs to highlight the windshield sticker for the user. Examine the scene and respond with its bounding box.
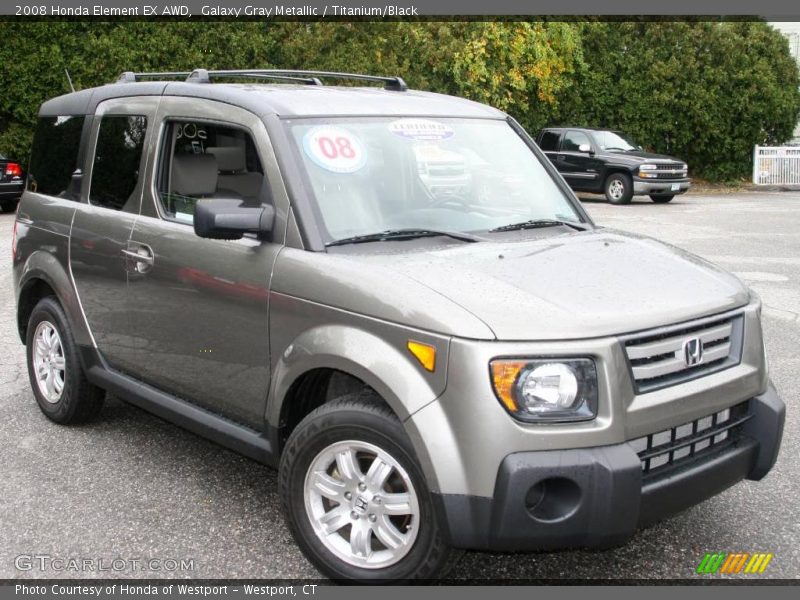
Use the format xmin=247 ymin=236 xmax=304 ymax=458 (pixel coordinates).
xmin=389 ymin=119 xmax=454 ymax=141
xmin=303 ymin=126 xmax=367 ymax=173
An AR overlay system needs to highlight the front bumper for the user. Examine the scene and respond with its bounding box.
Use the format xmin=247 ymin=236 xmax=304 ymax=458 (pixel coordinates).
xmin=433 ymin=386 xmax=784 ymax=551
xmin=633 ymin=177 xmax=691 ymax=196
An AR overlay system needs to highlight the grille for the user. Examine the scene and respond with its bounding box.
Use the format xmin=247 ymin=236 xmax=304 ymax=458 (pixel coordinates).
xmin=630 ymin=402 xmax=750 ymax=476
xmin=623 ymin=313 xmax=744 ymax=393
xmin=652 ymin=163 xmax=687 ymax=179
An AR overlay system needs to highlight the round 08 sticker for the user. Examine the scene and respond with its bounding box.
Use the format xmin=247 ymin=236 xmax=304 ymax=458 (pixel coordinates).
xmin=302 ymin=126 xmax=367 ymax=173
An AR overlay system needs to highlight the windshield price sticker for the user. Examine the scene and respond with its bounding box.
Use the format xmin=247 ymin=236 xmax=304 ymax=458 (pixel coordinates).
xmin=303 ymin=126 xmax=367 ymax=173
xmin=389 ymin=119 xmax=455 ymax=141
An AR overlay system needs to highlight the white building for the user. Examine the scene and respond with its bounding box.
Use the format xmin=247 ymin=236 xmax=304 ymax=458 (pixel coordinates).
xmin=770 ymin=22 xmax=800 ymax=143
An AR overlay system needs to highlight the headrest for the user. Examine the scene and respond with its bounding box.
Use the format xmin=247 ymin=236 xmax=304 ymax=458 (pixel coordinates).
xmin=207 ymin=146 xmax=246 ymax=172
xmin=172 ymin=153 xmax=218 ymax=196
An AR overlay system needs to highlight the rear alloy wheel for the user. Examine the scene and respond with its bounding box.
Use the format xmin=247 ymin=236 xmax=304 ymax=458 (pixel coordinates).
xmin=604 ymin=173 xmax=633 ymax=204
xmin=26 ymin=296 xmax=105 ymax=424
xmin=650 ymin=194 xmax=675 ymax=203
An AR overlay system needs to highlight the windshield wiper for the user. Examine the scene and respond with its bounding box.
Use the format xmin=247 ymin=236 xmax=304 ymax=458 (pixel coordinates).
xmin=489 ymin=219 xmax=588 ymax=233
xmin=326 ymin=228 xmax=481 ymax=247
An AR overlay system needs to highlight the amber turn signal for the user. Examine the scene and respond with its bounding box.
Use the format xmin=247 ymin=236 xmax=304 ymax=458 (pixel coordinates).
xmin=490 ymin=360 xmax=526 ymax=412
xmin=407 ymin=340 xmax=436 ymax=372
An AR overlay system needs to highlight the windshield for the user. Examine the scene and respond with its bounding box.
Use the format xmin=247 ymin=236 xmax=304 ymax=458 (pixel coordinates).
xmin=285 ymin=117 xmax=583 ymax=243
xmin=593 ymin=130 xmax=640 ymax=152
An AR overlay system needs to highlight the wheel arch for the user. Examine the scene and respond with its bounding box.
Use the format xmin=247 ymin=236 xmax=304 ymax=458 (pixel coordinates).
xmin=267 ymin=324 xmax=448 ymax=456
xmin=16 ymin=251 xmax=91 ymax=347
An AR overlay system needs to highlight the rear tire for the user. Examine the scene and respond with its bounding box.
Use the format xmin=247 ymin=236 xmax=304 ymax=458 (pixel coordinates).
xmin=25 ymin=297 xmax=105 ymax=424
xmin=604 ymin=173 xmax=633 ymax=204
xmin=650 ymin=194 xmax=675 ymax=203
xmin=279 ymin=392 xmax=458 ymax=582
xmin=0 ymin=199 xmax=17 ymax=213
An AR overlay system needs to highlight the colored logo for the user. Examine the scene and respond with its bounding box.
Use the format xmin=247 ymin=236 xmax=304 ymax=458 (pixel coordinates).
xmin=697 ymin=552 xmax=773 ymax=574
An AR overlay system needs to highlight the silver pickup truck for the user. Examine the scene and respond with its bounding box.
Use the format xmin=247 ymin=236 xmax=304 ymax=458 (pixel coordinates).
xmin=14 ymin=69 xmax=784 ymax=582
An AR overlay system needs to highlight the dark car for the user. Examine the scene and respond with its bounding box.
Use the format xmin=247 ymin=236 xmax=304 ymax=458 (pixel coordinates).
xmin=536 ymin=127 xmax=690 ymax=204
xmin=0 ymin=153 xmax=25 ymax=212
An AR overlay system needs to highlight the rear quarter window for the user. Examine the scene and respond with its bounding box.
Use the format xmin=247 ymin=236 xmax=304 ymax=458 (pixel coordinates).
xmin=538 ymin=130 xmax=561 ymax=152
xmin=27 ymin=115 xmax=85 ymax=198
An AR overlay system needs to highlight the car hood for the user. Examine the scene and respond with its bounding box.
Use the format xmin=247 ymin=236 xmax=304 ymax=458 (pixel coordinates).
xmin=598 ymin=149 xmax=685 ymax=164
xmin=340 ymin=229 xmax=749 ymax=340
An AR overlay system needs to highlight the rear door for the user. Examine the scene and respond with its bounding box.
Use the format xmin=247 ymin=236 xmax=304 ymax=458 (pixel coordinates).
xmin=69 ymin=97 xmax=158 ymax=373
xmin=537 ymin=129 xmax=562 ymax=167
xmin=124 ymin=97 xmax=289 ymax=429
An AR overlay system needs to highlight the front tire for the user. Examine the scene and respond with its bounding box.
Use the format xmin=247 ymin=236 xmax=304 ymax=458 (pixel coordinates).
xmin=604 ymin=172 xmax=633 ymax=204
xmin=25 ymin=297 xmax=105 ymax=424
xmin=650 ymin=194 xmax=675 ymax=203
xmin=279 ymin=393 xmax=457 ymax=582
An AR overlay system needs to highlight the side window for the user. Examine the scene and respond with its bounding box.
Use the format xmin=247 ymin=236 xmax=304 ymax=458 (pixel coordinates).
xmin=156 ymin=121 xmax=264 ymax=224
xmin=89 ymin=115 xmax=147 ymax=211
xmin=27 ymin=115 xmax=85 ymax=198
xmin=538 ymin=130 xmax=561 ymax=152
xmin=561 ymin=130 xmax=592 ymax=152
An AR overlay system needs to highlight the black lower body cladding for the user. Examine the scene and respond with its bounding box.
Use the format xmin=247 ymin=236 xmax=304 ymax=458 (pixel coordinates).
xmin=434 ymin=386 xmax=785 ymax=551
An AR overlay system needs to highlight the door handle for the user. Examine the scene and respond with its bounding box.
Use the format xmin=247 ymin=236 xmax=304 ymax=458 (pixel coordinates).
xmin=121 ymin=243 xmax=154 ymax=274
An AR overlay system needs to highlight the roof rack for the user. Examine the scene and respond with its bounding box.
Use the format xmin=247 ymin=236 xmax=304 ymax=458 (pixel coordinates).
xmin=116 ymin=69 xmax=409 ymax=91
xmin=187 ymin=69 xmax=408 ymax=91
xmin=186 ymin=69 xmax=323 ymax=86
xmin=117 ymin=71 xmax=192 ymax=83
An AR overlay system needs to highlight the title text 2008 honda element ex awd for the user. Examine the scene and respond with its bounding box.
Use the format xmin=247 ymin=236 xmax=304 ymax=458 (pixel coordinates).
xmin=14 ymin=69 xmax=784 ymax=581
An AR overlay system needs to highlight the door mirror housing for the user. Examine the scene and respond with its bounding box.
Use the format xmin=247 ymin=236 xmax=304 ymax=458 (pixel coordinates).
xmin=578 ymin=143 xmax=593 ymax=154
xmin=194 ymin=198 xmax=274 ymax=241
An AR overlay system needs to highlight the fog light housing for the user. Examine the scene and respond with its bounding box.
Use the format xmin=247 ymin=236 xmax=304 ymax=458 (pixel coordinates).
xmin=490 ymin=358 xmax=598 ymax=422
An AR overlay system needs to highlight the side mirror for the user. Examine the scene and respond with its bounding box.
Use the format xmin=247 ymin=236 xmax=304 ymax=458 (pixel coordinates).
xmin=194 ymin=198 xmax=274 ymax=241
xmin=578 ymin=144 xmax=593 ymax=154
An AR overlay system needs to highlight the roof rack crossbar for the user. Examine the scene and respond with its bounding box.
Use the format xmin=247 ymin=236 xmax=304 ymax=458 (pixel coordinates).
xmin=118 ymin=69 xmax=409 ymax=91
xmin=188 ymin=69 xmax=408 ymax=91
xmin=186 ymin=69 xmax=322 ymax=86
xmin=117 ymin=71 xmax=192 ymax=83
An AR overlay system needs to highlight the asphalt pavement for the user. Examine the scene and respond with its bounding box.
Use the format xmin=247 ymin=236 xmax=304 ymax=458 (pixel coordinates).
xmin=1 ymin=192 xmax=798 ymax=580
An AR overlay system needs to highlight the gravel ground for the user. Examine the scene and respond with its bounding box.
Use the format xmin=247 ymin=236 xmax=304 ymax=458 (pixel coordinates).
xmin=1 ymin=192 xmax=798 ymax=580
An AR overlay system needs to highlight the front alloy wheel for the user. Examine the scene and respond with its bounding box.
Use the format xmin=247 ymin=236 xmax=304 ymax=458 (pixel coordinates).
xmin=304 ymin=440 xmax=420 ymax=569
xmin=279 ymin=394 xmax=457 ymax=581
xmin=604 ymin=172 xmax=633 ymax=204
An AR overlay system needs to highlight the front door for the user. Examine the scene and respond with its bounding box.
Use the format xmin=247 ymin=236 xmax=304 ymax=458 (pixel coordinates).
xmin=556 ymin=130 xmax=601 ymax=190
xmin=125 ymin=98 xmax=288 ymax=429
xmin=69 ymin=98 xmax=158 ymax=374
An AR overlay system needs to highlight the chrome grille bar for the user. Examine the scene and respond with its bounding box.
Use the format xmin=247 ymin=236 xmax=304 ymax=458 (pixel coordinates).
xmin=622 ymin=313 xmax=744 ymax=393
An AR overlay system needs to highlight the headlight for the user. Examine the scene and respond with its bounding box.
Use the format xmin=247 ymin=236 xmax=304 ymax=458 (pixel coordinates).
xmin=638 ymin=163 xmax=658 ymax=178
xmin=490 ymin=358 xmax=598 ymax=422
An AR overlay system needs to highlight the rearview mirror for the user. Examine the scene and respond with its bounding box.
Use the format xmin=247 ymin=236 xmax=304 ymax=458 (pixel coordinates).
xmin=194 ymin=198 xmax=274 ymax=240
xmin=578 ymin=143 xmax=592 ymax=153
